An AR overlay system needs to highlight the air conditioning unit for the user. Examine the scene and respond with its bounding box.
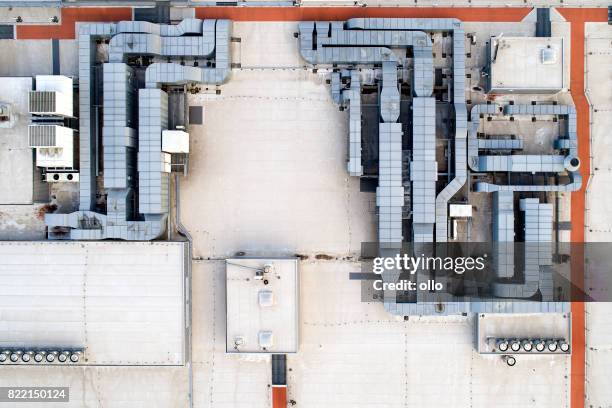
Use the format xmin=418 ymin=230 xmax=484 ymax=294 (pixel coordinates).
xmin=29 ymin=75 xmax=73 ymax=117
xmin=0 ymin=348 xmax=83 ymax=364
xmin=44 ymin=172 xmax=79 ymax=183
xmin=492 ymin=337 xmax=569 ymax=354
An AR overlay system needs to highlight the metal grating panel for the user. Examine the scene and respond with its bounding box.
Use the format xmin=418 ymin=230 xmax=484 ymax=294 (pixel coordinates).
xmin=28 ymin=125 xmax=57 ymax=147
xmin=29 ymin=91 xmax=56 ymax=114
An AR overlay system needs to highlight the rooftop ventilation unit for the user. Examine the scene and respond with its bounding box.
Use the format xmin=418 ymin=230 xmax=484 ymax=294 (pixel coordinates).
xmin=29 ymin=125 xmax=75 ymax=169
xmin=258 ymin=331 xmax=274 ymax=350
xmin=490 ymin=338 xmax=569 ymax=354
xmin=254 ymin=263 xmax=275 ymax=281
xmin=541 ymin=47 xmax=557 ymax=65
xmin=534 ymin=340 xmax=546 ymax=352
xmin=29 ymin=75 xmax=73 ymax=117
xmin=29 ymin=124 xmax=60 ymax=147
xmin=258 ymin=290 xmax=275 ymax=308
xmin=29 ymin=91 xmax=58 ymax=115
xmin=0 ymin=348 xmax=83 ymax=364
xmin=502 ymin=355 xmax=516 ymax=366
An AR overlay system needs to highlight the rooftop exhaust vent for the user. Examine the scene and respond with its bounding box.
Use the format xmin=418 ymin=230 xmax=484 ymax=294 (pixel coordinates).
xmin=258 ymin=331 xmax=274 ymax=349
xmin=258 ymin=290 xmax=275 ymax=308
xmin=541 ymin=47 xmax=557 ymax=65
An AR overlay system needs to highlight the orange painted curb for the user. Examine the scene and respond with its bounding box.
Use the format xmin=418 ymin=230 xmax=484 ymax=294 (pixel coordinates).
xmin=272 ymin=386 xmax=287 ymax=408
xmin=557 ymin=8 xmax=607 ymax=408
xmin=16 ymin=7 xmax=132 ymax=39
xmin=195 ymin=6 xmax=531 ymax=22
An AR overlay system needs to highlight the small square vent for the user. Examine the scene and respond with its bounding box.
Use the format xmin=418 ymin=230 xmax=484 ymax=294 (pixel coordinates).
xmin=258 ymin=331 xmax=274 ymax=349
xmin=541 ymin=48 xmax=557 ymax=65
xmin=258 ymin=290 xmax=274 ymax=308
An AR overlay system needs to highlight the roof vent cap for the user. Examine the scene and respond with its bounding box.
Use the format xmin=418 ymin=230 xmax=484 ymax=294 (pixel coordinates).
xmin=541 ymin=48 xmax=557 ymax=65
xmin=258 ymin=331 xmax=274 ymax=349
xmin=258 ymin=290 xmax=275 ymax=308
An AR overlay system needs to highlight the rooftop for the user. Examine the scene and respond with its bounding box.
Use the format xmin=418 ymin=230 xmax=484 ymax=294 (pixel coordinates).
xmin=489 ymin=36 xmax=566 ymax=93
xmin=226 ymin=257 xmax=299 ymax=354
xmin=0 ymin=77 xmax=35 ymax=205
xmin=0 ymin=241 xmax=186 ymax=365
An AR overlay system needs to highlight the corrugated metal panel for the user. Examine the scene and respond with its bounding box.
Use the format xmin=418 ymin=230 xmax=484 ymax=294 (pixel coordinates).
xmin=28 ymin=91 xmax=56 ymax=114
xmin=28 ymin=125 xmax=57 ymax=147
xmin=0 ymin=241 xmax=185 ymax=366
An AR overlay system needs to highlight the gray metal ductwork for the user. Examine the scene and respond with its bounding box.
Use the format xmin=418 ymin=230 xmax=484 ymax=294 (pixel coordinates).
xmin=108 ymin=19 xmax=215 ymax=62
xmin=434 ymin=23 xmax=467 ymax=243
xmin=340 ymin=18 xmax=468 ymax=244
xmin=492 ymin=191 xmax=515 ymax=279
xmin=343 ymin=18 xmax=467 ymax=314
xmin=297 ymin=19 xmax=433 ymax=249
xmin=378 ymin=61 xmax=403 ymax=247
xmin=45 ymin=19 xmax=232 ymax=240
xmin=342 ymin=71 xmax=362 ymax=176
xmin=491 ymin=197 xmax=554 ymax=299
xmin=298 ymin=18 xmax=568 ymax=315
xmin=469 ymin=103 xmax=581 ymax=193
xmin=298 ymin=18 xmax=469 ymax=315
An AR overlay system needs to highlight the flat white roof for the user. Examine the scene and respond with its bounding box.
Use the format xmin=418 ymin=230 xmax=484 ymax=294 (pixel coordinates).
xmin=0 ymin=241 xmax=186 ymax=365
xmin=489 ymin=37 xmax=565 ymax=93
xmin=226 ymin=258 xmax=298 ymax=353
xmin=35 ymin=75 xmax=72 ymax=93
xmin=0 ymin=77 xmax=34 ymax=204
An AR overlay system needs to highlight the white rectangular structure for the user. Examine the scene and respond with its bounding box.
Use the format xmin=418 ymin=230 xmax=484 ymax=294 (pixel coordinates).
xmin=476 ymin=313 xmax=571 ymax=354
xmin=29 ymin=75 xmax=73 ymax=117
xmin=449 ymin=204 xmax=473 ymax=218
xmin=29 ymin=124 xmax=74 ymax=168
xmin=0 ymin=241 xmax=186 ymax=365
xmin=488 ymin=37 xmax=565 ymax=94
xmin=162 ymin=130 xmax=190 ymax=153
xmin=226 ymin=258 xmax=298 ymax=354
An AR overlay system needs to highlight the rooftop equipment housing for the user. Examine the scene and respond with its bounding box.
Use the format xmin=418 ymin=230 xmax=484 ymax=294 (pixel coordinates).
xmin=29 ymin=75 xmax=73 ymax=117
xmin=162 ymin=130 xmax=190 ymax=154
xmin=487 ymin=37 xmax=565 ymax=94
xmin=226 ymin=258 xmax=299 ymax=354
xmin=28 ymin=124 xmax=74 ymax=168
